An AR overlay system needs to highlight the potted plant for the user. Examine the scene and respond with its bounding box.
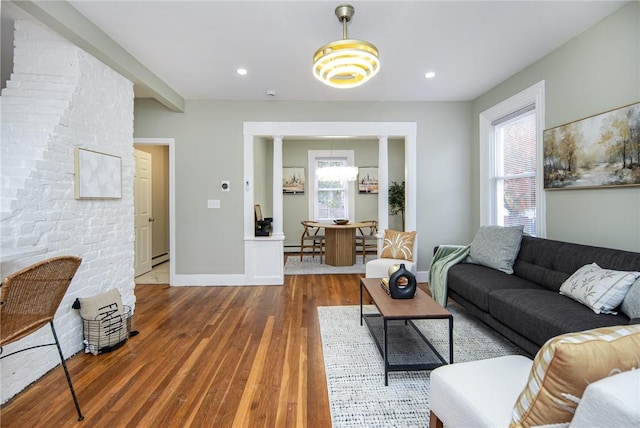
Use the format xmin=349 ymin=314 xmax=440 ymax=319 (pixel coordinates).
xmin=388 ymin=181 xmax=405 ymax=230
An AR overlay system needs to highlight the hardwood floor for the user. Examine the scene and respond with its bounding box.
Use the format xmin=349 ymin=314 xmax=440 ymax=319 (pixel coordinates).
xmin=2 ymin=274 xmax=418 ymax=427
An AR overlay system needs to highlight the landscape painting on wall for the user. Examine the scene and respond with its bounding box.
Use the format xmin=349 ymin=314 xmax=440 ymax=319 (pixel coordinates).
xmin=283 ymin=167 xmax=305 ymax=194
xmin=543 ymin=102 xmax=640 ymax=189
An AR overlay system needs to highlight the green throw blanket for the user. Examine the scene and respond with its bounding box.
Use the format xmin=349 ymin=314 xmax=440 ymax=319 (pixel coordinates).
xmin=428 ymin=244 xmax=470 ymax=306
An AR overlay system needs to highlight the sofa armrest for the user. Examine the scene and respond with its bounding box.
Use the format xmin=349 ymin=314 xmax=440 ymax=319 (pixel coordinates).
xmin=569 ymin=369 xmax=640 ymax=427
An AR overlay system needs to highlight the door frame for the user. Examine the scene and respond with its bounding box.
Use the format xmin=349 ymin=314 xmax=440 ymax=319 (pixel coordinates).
xmin=133 ymin=137 xmax=175 ymax=285
xmin=243 ymin=122 xmax=417 ymax=285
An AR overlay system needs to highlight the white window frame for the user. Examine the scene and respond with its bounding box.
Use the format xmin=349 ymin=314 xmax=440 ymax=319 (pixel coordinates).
xmin=308 ymin=150 xmax=356 ymax=221
xmin=479 ymin=81 xmax=546 ymax=237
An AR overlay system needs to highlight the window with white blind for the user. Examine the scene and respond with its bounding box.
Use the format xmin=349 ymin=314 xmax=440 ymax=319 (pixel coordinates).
xmin=479 ymin=81 xmax=546 ymax=237
xmin=493 ymin=107 xmax=537 ymax=235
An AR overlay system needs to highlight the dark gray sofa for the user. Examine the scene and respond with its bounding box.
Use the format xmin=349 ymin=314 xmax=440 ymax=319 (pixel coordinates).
xmin=447 ymin=236 xmax=640 ymax=356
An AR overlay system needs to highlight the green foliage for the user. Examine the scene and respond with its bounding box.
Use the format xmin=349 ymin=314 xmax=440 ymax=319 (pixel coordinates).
xmin=389 ymin=181 xmax=405 ymax=229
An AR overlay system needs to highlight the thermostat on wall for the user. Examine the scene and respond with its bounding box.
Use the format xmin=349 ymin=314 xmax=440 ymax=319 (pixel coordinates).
xmin=221 ymin=180 xmax=230 ymax=192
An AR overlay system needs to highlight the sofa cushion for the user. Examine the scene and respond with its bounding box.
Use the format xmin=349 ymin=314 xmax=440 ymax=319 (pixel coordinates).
xmin=559 ymin=263 xmax=639 ymax=314
xmin=468 ymin=225 xmax=524 ymax=274
xmin=448 ymin=263 xmax=542 ymax=312
xmin=509 ymin=324 xmax=640 ymax=428
xmin=489 ymin=289 xmax=629 ymax=346
xmin=513 ymin=236 xmax=640 ymax=292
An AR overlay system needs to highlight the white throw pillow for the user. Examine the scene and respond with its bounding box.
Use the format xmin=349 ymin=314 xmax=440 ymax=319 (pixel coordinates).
xmin=468 ymin=225 xmax=524 ymax=274
xmin=559 ymin=263 xmax=640 ymax=314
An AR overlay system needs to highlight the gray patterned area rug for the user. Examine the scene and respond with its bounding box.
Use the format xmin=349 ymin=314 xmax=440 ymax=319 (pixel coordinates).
xmin=318 ymin=302 xmax=528 ymax=427
xmin=284 ymin=255 xmax=376 ymax=275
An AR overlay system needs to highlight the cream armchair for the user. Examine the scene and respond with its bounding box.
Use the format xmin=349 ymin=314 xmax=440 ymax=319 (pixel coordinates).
xmin=365 ymin=230 xmax=417 ymax=278
xmin=429 ymin=324 xmax=640 ymax=428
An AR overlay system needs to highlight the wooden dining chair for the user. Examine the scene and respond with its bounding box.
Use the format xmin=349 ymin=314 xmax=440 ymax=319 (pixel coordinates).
xmin=0 ymin=256 xmax=84 ymax=421
xmin=355 ymin=220 xmax=378 ymax=263
xmin=300 ymin=221 xmax=325 ymax=263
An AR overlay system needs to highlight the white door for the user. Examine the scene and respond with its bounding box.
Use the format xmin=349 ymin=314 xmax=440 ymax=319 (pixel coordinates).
xmin=134 ymin=149 xmax=153 ymax=277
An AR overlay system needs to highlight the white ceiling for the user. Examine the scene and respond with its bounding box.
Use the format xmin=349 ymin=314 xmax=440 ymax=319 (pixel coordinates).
xmin=10 ymin=1 xmax=630 ymax=102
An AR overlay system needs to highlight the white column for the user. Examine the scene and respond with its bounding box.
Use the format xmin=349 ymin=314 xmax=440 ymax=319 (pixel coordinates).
xmin=377 ymin=136 xmax=389 ymax=255
xmin=272 ymin=136 xmax=284 ymax=238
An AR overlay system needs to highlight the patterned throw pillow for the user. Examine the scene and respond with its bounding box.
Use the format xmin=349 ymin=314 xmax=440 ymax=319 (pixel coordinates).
xmin=559 ymin=263 xmax=640 ymax=314
xmin=380 ymin=229 xmax=416 ymax=261
xmin=509 ymin=324 xmax=640 ymax=428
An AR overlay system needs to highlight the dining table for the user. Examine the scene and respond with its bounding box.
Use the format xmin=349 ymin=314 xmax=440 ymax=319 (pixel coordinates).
xmin=307 ymin=221 xmax=369 ymax=267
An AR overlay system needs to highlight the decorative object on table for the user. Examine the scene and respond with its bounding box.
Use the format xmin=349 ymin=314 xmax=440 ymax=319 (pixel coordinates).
xmin=543 ymin=102 xmax=640 ymax=190
xmin=333 ymin=219 xmax=349 ymax=225
xmin=387 ymin=263 xmax=417 ymax=299
xmin=283 ymin=167 xmax=305 ymax=194
xmin=312 ymin=4 xmax=380 ymax=89
xmin=358 ymin=167 xmax=379 ymax=193
xmin=388 ymin=180 xmax=405 ymax=230
xmin=74 ymin=147 xmax=122 ymax=199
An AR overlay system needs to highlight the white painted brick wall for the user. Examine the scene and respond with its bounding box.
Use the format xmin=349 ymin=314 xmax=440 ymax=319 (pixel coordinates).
xmin=1 ymin=19 xmax=135 ymax=403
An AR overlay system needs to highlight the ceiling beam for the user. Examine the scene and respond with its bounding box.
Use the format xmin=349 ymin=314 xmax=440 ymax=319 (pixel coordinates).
xmin=11 ymin=0 xmax=184 ymax=112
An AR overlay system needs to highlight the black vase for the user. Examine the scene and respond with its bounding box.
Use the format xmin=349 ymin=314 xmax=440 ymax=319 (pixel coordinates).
xmin=388 ymin=263 xmax=416 ymax=299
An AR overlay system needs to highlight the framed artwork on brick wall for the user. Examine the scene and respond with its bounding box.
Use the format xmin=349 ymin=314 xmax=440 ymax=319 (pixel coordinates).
xmin=74 ymin=147 xmax=122 ymax=199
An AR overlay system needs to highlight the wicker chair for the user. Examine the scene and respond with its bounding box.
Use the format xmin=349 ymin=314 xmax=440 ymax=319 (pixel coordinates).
xmin=355 ymin=220 xmax=378 ymax=263
xmin=300 ymin=221 xmax=325 ymax=263
xmin=0 ymin=256 xmax=84 ymax=421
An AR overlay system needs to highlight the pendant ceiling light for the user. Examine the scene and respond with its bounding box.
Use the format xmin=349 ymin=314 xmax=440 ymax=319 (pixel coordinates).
xmin=313 ymin=4 xmax=380 ymax=89
xmin=316 ymin=165 xmax=359 ymax=182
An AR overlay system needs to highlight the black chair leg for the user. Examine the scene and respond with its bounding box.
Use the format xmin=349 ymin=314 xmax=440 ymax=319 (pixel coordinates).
xmin=50 ymin=322 xmax=84 ymax=421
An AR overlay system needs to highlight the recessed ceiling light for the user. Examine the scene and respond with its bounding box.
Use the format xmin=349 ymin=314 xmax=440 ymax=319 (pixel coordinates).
xmin=425 ymin=71 xmax=436 ymax=79
xmin=237 ymin=68 xmax=248 ymax=76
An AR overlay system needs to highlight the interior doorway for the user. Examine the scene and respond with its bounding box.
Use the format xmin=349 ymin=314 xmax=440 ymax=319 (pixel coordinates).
xmin=134 ymin=138 xmax=175 ymax=285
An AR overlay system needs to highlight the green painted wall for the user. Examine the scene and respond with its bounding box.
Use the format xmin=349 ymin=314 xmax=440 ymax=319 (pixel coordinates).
xmin=134 ymin=100 xmax=472 ymax=274
xmin=472 ymin=1 xmax=640 ymax=252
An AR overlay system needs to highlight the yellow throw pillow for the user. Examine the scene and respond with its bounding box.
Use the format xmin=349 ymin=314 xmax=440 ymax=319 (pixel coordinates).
xmin=380 ymin=229 xmax=416 ymax=261
xmin=510 ymin=324 xmax=640 ymax=428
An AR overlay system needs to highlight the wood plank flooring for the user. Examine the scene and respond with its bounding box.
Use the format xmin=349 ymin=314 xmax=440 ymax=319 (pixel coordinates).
xmin=2 ymin=274 xmax=427 ymax=427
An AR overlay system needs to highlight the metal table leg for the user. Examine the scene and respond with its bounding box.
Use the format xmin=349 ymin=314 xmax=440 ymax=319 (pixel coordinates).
xmin=360 ymin=282 xmax=363 ymax=326
xmin=449 ymin=316 xmax=454 ymax=363
xmin=384 ymin=318 xmax=388 ymax=386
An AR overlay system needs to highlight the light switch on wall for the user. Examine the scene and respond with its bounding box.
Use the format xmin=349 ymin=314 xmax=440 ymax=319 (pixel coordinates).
xmin=207 ymin=199 xmax=220 ymax=209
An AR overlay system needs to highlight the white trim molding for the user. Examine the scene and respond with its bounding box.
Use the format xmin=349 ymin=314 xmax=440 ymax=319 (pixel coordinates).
xmin=133 ymin=138 xmax=176 ymax=285
xmin=243 ymin=121 xmax=417 ymax=285
xmin=479 ymin=81 xmax=546 ymax=237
